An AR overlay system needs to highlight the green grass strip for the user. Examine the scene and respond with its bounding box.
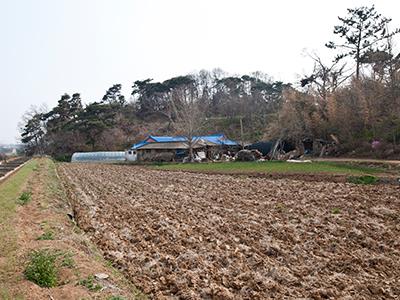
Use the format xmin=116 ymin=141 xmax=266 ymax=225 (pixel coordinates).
xmin=0 ymin=160 xmax=37 ymax=227
xmin=0 ymin=159 xmax=36 ymax=296
xmin=154 ymin=161 xmax=383 ymax=175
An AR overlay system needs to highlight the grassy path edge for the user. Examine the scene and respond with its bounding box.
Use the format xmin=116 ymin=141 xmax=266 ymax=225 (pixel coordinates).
xmin=0 ymin=159 xmax=37 ymax=299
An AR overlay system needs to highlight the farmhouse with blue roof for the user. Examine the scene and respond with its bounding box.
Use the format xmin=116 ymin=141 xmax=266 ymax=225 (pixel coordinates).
xmin=126 ymin=134 xmax=239 ymax=162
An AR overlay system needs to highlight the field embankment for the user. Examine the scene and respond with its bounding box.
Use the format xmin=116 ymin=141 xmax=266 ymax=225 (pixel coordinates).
xmin=59 ymin=163 xmax=400 ymax=299
xmin=0 ymin=158 xmax=144 ymax=300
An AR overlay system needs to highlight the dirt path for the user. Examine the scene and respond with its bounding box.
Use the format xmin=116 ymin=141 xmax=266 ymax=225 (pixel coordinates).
xmin=1 ymin=159 xmax=144 ymax=299
xmin=59 ymin=163 xmax=400 ymax=299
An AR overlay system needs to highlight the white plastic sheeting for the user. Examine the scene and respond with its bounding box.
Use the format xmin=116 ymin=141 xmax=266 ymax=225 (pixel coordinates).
xmin=125 ymin=149 xmax=137 ymax=161
xmin=71 ymin=151 xmax=126 ymax=162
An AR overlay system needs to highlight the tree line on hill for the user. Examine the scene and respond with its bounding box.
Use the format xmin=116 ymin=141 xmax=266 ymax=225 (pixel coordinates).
xmin=20 ymin=71 xmax=288 ymax=160
xmin=21 ymin=5 xmax=400 ymax=159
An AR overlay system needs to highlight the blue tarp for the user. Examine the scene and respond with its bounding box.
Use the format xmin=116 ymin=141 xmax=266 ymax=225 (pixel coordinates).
xmin=131 ymin=134 xmax=238 ymax=150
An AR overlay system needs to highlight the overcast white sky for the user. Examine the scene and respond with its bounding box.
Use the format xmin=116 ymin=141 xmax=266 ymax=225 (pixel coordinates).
xmin=1 ymin=0 xmax=399 ymax=144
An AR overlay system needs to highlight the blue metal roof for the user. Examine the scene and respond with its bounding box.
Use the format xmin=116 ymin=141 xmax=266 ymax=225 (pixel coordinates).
xmin=131 ymin=140 xmax=148 ymax=150
xmin=149 ymin=135 xmax=187 ymax=143
xmin=196 ymin=134 xmax=238 ymax=146
xmin=131 ymin=133 xmax=238 ymax=149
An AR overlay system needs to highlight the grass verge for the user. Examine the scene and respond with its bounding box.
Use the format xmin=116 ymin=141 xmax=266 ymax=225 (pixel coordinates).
xmin=2 ymin=158 xmax=147 ymax=298
xmin=153 ymin=160 xmax=384 ymax=175
xmin=0 ymin=159 xmax=36 ymax=296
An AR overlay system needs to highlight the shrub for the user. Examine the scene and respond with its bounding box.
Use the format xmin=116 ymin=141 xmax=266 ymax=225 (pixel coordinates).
xmin=24 ymin=249 xmax=75 ymax=287
xmin=53 ymin=154 xmax=72 ymax=162
xmin=235 ymin=150 xmax=256 ymax=161
xmin=17 ymin=191 xmax=32 ymax=205
xmin=347 ymin=175 xmax=377 ymax=185
xmin=331 ymin=207 xmax=341 ymax=214
xmin=24 ymin=249 xmax=59 ymax=287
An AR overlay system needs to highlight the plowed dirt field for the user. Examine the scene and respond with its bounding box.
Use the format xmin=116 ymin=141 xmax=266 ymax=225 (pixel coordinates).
xmin=59 ymin=163 xmax=400 ymax=299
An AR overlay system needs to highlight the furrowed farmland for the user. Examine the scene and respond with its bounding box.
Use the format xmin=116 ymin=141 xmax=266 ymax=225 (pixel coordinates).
xmin=59 ymin=163 xmax=400 ymax=299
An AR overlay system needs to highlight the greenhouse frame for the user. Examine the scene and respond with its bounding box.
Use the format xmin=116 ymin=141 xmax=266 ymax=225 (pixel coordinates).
xmin=71 ymin=151 xmax=126 ymax=162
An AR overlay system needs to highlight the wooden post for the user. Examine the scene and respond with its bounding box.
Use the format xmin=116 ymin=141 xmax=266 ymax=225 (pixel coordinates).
xmin=240 ymin=117 xmax=244 ymax=149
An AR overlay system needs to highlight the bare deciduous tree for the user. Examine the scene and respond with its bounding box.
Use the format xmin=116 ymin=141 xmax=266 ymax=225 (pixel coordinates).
xmin=19 ymin=105 xmax=48 ymax=155
xmin=168 ymin=83 xmax=208 ymax=161
xmin=301 ymin=53 xmax=350 ymax=100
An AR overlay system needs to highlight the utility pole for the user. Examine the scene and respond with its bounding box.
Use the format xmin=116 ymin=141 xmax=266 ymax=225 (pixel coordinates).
xmin=239 ymin=116 xmax=244 ymax=149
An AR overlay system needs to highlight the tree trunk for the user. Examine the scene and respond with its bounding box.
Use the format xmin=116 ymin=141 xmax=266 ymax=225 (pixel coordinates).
xmin=189 ymin=145 xmax=194 ymax=162
xmin=355 ymin=26 xmax=362 ymax=80
xmin=240 ymin=117 xmax=244 ymax=149
xmin=356 ymin=59 xmax=360 ymax=80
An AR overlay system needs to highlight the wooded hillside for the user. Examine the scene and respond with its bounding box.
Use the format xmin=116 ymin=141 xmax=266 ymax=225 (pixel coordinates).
xmin=20 ymin=5 xmax=400 ymax=159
